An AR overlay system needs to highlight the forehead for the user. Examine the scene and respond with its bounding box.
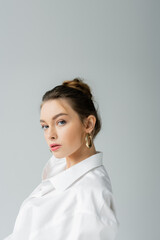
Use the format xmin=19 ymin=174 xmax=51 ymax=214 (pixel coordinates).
xmin=40 ymin=98 xmax=76 ymax=118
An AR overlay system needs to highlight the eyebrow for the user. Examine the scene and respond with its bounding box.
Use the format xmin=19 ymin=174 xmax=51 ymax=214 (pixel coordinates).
xmin=40 ymin=113 xmax=68 ymax=123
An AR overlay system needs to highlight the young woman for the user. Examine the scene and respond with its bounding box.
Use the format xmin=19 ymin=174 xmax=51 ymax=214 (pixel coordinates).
xmin=4 ymin=78 xmax=119 ymax=240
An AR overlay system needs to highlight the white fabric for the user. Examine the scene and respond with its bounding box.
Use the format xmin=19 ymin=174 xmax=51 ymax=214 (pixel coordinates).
xmin=4 ymin=151 xmax=120 ymax=240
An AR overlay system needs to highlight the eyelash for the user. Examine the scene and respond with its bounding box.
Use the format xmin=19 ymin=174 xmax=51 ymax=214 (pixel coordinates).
xmin=41 ymin=120 xmax=66 ymax=130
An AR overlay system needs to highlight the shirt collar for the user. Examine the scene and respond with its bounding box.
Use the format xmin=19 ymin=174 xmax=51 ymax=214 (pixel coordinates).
xmin=42 ymin=151 xmax=103 ymax=192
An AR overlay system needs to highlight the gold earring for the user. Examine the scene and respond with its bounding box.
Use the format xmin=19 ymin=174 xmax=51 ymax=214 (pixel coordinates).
xmin=85 ymin=133 xmax=93 ymax=148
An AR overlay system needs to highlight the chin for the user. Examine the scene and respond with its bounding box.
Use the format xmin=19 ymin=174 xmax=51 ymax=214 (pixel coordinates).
xmin=53 ymin=152 xmax=66 ymax=159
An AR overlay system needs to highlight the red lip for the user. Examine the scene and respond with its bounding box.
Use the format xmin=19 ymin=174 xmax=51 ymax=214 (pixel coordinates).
xmin=50 ymin=143 xmax=61 ymax=148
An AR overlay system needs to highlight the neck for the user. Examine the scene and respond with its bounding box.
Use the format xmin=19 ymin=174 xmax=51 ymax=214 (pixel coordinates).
xmin=65 ymin=144 xmax=97 ymax=169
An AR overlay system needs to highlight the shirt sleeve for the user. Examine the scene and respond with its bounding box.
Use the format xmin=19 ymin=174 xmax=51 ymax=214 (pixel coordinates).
xmin=29 ymin=210 xmax=119 ymax=240
xmin=3 ymin=203 xmax=119 ymax=240
xmin=66 ymin=211 xmax=119 ymax=240
xmin=65 ymin=192 xmax=120 ymax=240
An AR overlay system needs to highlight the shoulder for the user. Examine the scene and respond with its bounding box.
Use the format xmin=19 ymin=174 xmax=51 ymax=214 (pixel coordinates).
xmin=76 ymin=164 xmax=113 ymax=194
xmin=74 ymin=165 xmax=114 ymax=214
xmin=75 ymin=165 xmax=119 ymax=227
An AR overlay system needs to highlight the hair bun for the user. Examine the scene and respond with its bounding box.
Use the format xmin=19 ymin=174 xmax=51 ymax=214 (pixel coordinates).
xmin=62 ymin=78 xmax=93 ymax=100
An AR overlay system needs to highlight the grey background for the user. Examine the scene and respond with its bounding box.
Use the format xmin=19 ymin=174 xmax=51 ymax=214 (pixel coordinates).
xmin=0 ymin=0 xmax=159 ymax=239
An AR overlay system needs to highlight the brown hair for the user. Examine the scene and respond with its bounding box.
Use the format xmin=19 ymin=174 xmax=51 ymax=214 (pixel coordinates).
xmin=40 ymin=78 xmax=102 ymax=140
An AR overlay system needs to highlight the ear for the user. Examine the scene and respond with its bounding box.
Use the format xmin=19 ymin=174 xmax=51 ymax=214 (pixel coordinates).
xmin=84 ymin=115 xmax=96 ymax=134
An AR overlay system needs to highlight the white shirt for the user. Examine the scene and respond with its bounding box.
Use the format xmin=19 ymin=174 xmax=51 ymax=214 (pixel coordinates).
xmin=4 ymin=151 xmax=120 ymax=240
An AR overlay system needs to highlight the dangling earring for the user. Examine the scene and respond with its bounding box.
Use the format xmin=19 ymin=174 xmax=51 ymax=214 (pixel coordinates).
xmin=85 ymin=133 xmax=93 ymax=148
xmin=49 ymin=149 xmax=52 ymax=153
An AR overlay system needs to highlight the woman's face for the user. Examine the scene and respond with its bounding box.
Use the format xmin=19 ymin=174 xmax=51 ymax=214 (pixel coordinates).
xmin=40 ymin=98 xmax=89 ymax=159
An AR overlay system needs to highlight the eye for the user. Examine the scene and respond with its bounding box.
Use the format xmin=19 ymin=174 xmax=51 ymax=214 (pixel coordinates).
xmin=57 ymin=120 xmax=66 ymax=126
xmin=41 ymin=125 xmax=48 ymax=130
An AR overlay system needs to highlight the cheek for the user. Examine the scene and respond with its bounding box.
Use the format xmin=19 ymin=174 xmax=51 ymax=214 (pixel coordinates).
xmin=62 ymin=123 xmax=84 ymax=142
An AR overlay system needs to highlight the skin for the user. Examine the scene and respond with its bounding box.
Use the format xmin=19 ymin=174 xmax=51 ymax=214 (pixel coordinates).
xmin=40 ymin=98 xmax=97 ymax=169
